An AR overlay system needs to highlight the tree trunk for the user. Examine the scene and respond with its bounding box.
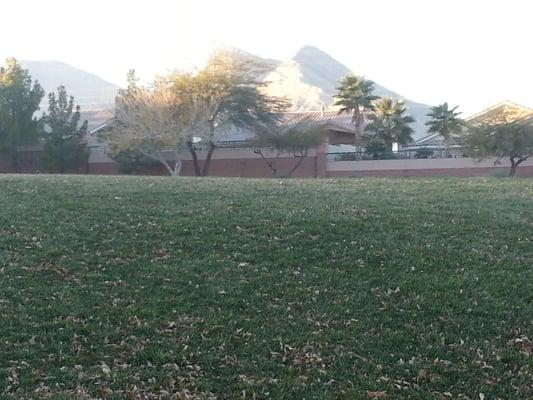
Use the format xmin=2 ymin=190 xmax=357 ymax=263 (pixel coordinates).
xmin=444 ymin=138 xmax=451 ymax=158
xmin=509 ymin=155 xmax=529 ymax=177
xmin=186 ymin=141 xmax=202 ymax=176
xmin=138 ymin=150 xmax=176 ymax=176
xmin=254 ymin=148 xmax=279 ymax=177
xmin=287 ymin=149 xmax=309 ymax=177
xmin=201 ymin=140 xmax=216 ymax=177
xmin=59 ymin=142 xmax=65 ymax=174
xmin=386 ymin=140 xmax=393 ymax=153
xmin=509 ymin=159 xmax=518 ymax=177
xmin=199 ymin=121 xmax=217 ymax=177
xmin=157 ymin=160 xmax=175 ymax=176
xmin=354 ymin=109 xmax=362 ymax=148
xmin=173 ymin=159 xmax=182 ymax=176
xmin=11 ymin=151 xmax=19 ymax=173
xmin=160 ymin=159 xmax=176 ymax=176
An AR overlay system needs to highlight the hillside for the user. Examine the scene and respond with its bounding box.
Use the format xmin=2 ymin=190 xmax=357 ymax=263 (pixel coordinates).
xmin=1 ymin=175 xmax=531 ymax=399
xmin=21 ymin=60 xmax=119 ymax=112
xmin=264 ymin=46 xmax=432 ymax=139
xmin=20 ymin=48 xmax=433 ymax=138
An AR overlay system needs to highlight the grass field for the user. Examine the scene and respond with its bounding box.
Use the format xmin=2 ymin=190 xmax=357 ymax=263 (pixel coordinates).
xmin=0 ymin=175 xmax=532 ymax=399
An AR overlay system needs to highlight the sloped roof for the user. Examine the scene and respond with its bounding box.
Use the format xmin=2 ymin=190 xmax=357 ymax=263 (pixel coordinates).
xmin=465 ymin=101 xmax=533 ymax=124
xmin=215 ymin=111 xmax=360 ymax=142
xmin=82 ymin=109 xmax=114 ymax=132
xmin=87 ymin=109 xmax=362 ymax=145
xmin=283 ymin=111 xmax=359 ymax=132
xmin=415 ymin=101 xmax=533 ymax=145
xmin=415 ymin=132 xmax=441 ymax=145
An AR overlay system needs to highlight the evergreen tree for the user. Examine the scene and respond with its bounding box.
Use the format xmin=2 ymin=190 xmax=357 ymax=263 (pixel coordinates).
xmin=0 ymin=58 xmax=44 ymax=170
xmin=41 ymin=86 xmax=88 ymax=173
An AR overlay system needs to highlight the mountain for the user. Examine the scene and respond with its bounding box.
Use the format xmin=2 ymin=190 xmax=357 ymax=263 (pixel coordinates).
xmin=215 ymin=44 xmax=282 ymax=70
xmin=263 ymin=45 xmax=432 ymax=140
xmin=21 ymin=60 xmax=119 ymax=111
xmin=20 ymin=61 xmax=119 ymax=131
xmin=21 ymin=47 xmax=432 ymax=138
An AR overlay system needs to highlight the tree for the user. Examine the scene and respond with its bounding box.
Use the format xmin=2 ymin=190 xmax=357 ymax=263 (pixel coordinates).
xmin=425 ymin=103 xmax=464 ymax=152
xmin=334 ymin=74 xmax=379 ymax=147
xmin=467 ymin=119 xmax=533 ymax=177
xmin=365 ymin=138 xmax=387 ymax=159
xmin=168 ymin=50 xmax=288 ymax=176
xmin=103 ymin=71 xmax=205 ymax=176
xmin=112 ymin=148 xmax=162 ymax=174
xmin=0 ymin=58 xmax=44 ymax=171
xmin=365 ymin=98 xmax=415 ymax=151
xmin=414 ymin=147 xmax=434 ymax=159
xmin=253 ymin=119 xmax=326 ymax=177
xmin=41 ymin=86 xmax=89 ymax=173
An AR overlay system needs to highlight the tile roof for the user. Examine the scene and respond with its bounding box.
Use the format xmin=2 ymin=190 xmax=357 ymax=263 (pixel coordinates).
xmin=86 ymin=109 xmax=359 ymax=143
xmin=465 ymin=101 xmax=533 ymax=123
xmin=216 ymin=111 xmax=359 ymax=142
xmin=283 ymin=111 xmax=361 ymax=132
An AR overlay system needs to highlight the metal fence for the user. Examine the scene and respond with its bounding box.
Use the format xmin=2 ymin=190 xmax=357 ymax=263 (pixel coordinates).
xmin=328 ymin=147 xmax=471 ymax=161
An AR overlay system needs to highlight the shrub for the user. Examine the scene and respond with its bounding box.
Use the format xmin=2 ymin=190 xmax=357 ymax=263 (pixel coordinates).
xmin=112 ymin=148 xmax=162 ymax=174
xmin=415 ymin=147 xmax=434 ymax=159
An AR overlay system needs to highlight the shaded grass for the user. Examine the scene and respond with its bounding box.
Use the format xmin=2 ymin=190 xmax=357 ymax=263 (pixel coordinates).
xmin=0 ymin=175 xmax=532 ymax=399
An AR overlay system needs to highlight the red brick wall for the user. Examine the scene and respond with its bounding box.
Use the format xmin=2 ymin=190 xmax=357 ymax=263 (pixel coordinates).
xmin=0 ymin=152 xmax=89 ymax=174
xmin=0 ymin=152 xmax=42 ymax=173
xmin=180 ymin=156 xmax=319 ymax=177
xmin=5 ymin=150 xmax=533 ymax=178
xmin=86 ymin=156 xmax=320 ymax=177
xmin=87 ymin=162 xmax=121 ymax=175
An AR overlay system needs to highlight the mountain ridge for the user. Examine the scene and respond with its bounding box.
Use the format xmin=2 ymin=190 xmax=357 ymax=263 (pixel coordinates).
xmin=20 ymin=60 xmax=119 ymax=111
xmin=263 ymin=45 xmax=432 ymax=139
xmin=21 ymin=46 xmax=432 ymax=139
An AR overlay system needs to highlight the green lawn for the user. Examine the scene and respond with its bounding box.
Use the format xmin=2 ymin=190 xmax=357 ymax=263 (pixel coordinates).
xmin=0 ymin=175 xmax=532 ymax=399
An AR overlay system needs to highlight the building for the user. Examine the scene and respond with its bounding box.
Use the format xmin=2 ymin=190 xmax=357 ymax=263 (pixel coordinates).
xmin=2 ymin=103 xmax=533 ymax=177
xmin=411 ymin=101 xmax=533 ymax=150
xmin=0 ymin=109 xmax=113 ymax=174
xmin=86 ymin=110 xmax=358 ymax=177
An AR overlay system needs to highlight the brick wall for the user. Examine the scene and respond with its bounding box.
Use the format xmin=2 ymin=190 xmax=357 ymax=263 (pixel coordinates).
xmin=4 ymin=147 xmax=533 ymax=178
xmin=0 ymin=151 xmax=42 ymax=173
xmin=180 ymin=156 xmax=319 ymax=177
xmin=0 ymin=152 xmax=89 ymax=174
xmin=87 ymin=156 xmax=321 ymax=177
xmin=328 ymin=166 xmax=533 ymax=177
xmin=327 ymin=157 xmax=533 ymax=177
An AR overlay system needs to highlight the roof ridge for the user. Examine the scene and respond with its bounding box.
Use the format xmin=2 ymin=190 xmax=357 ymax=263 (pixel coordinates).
xmin=465 ymin=101 xmax=533 ymax=121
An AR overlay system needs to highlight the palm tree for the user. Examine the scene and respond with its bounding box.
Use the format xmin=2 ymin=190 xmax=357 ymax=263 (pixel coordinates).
xmin=334 ymin=74 xmax=379 ymax=147
xmin=366 ymin=98 xmax=415 ymax=151
xmin=425 ymin=103 xmax=464 ymax=154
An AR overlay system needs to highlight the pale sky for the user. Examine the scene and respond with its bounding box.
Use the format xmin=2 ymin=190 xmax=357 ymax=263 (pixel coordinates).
xmin=2 ymin=0 xmax=532 ymax=115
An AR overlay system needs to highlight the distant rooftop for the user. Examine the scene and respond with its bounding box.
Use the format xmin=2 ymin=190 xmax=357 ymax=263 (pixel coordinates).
xmin=415 ymin=101 xmax=533 ymax=145
xmin=465 ymin=101 xmax=533 ymax=123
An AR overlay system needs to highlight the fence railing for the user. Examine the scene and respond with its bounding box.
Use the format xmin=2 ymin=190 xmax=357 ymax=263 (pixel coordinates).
xmin=328 ymin=147 xmax=471 ymax=161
